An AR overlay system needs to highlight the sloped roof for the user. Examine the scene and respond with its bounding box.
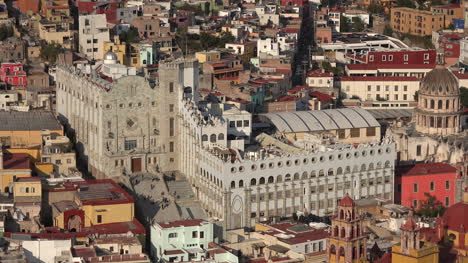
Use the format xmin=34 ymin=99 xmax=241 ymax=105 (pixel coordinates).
xmin=0 ymin=111 xmax=62 ymax=131
xmin=260 ymin=108 xmax=379 ymax=133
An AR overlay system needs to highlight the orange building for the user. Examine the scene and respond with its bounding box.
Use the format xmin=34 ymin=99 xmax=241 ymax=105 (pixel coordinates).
xmin=431 ymin=4 xmax=463 ymax=28
xmin=391 ymin=7 xmax=444 ymax=36
xmin=0 ymin=149 xmax=32 ymax=193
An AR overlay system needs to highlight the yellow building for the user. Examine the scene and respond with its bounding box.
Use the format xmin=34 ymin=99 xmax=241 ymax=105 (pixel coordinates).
xmin=391 ymin=215 xmax=439 ymax=263
xmin=0 ymin=148 xmax=32 ymax=193
xmin=195 ymin=50 xmax=221 ymax=64
xmin=50 ymin=179 xmax=136 ymax=232
xmin=103 ymin=36 xmax=126 ymax=64
xmin=0 ymin=111 xmax=63 ymax=149
xmin=391 ymin=7 xmax=444 ymax=36
xmin=328 ymin=195 xmax=368 ymax=263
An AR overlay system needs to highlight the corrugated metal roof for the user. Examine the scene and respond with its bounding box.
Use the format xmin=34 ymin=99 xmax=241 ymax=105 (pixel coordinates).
xmin=0 ymin=111 xmax=62 ymax=131
xmin=366 ymin=109 xmax=413 ymax=119
xmin=260 ymin=108 xmax=380 ymax=133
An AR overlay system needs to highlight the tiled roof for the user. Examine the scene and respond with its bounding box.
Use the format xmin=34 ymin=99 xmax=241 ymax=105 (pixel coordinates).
xmin=2 ymin=153 xmax=30 ymax=170
xmin=340 ymin=76 xmax=420 ymax=81
xmin=0 ymin=111 xmax=62 ymax=131
xmin=398 ymin=163 xmax=456 ymax=176
xmin=347 ymin=64 xmax=435 ymax=70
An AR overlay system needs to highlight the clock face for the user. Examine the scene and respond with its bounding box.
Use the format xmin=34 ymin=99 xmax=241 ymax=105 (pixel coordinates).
xmin=232 ymin=195 xmax=243 ymax=214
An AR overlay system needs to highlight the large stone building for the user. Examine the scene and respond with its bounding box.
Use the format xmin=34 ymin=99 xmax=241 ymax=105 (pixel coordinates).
xmin=56 ymin=55 xmax=199 ymax=179
xmin=58 ymin=55 xmax=395 ymax=230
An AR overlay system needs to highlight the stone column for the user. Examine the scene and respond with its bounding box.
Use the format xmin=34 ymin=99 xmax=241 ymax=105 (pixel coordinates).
xmin=305 ymin=179 xmax=311 ymax=213
xmin=244 ymin=188 xmax=252 ymax=228
xmin=274 ymin=184 xmax=279 ymax=217
xmin=282 ymin=183 xmax=287 ymax=217
xmin=256 ymin=187 xmax=261 ymax=220
xmin=223 ymin=190 xmax=232 ymax=234
xmin=299 ymin=181 xmax=305 ymax=212
xmin=291 ymin=182 xmax=296 ymax=214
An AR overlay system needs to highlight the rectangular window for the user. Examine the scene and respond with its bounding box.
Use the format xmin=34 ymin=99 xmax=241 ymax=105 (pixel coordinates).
xmin=318 ymin=241 xmax=323 ymax=251
xmin=404 ymin=85 xmax=408 ymax=91
xmin=97 ymin=215 xmax=102 ymax=223
xmin=394 ymin=94 xmax=398 ymax=100
xmin=424 ymin=53 xmax=429 ymax=60
xmin=55 ymin=159 xmax=62 ymax=164
xmin=350 ymin=128 xmax=360 ymax=138
xmin=413 ymin=199 xmax=418 ymax=208
xmin=404 ymin=54 xmax=409 ymax=61
xmin=369 ymin=55 xmax=374 ymax=62
xmin=382 ymin=55 xmax=387 ymax=61
xmin=403 ymin=94 xmax=407 ymax=100
xmin=445 ymin=180 xmax=450 ymax=190
xmin=244 ymin=120 xmax=250 ymax=127
xmin=394 ymin=85 xmax=398 ymax=91
xmin=385 ymin=85 xmax=389 ymax=92
xmin=169 ymin=118 xmax=174 ymax=136
xmin=169 ymin=142 xmax=174 ymax=152
xmin=413 ymin=183 xmax=418 ymax=193
xmin=169 ymin=82 xmax=174 ymax=93
xmin=124 ymin=140 xmax=137 ymax=151
xmin=192 ymin=231 xmax=198 ymax=238
xmin=367 ymin=85 xmax=371 ymax=91
xmin=230 ymin=121 xmax=235 ymax=127
xmin=430 ymin=181 xmax=435 ymax=191
xmin=416 ymin=145 xmax=421 ymax=156
xmin=445 ymin=196 xmax=450 ymax=206
xmin=200 ymin=231 xmax=204 ymax=238
xmin=169 ymin=104 xmax=174 ymax=112
xmin=376 ymin=85 xmax=381 ymax=91
xmin=366 ymin=127 xmax=376 ymax=137
xmin=389 ymin=55 xmax=393 ymax=61
xmin=236 ymin=120 xmax=243 ymax=127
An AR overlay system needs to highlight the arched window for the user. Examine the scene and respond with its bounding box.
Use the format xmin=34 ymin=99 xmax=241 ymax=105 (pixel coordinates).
xmin=337 ymin=167 xmax=343 ymax=174
xmin=328 ymin=169 xmax=334 ymax=176
xmin=250 ymin=178 xmax=256 ymax=186
xmin=293 ymin=173 xmax=300 ymax=180
xmin=361 ymin=164 xmax=366 ymax=171
xmin=259 ymin=177 xmax=265 ymax=184
xmin=239 ymin=180 xmax=244 ymax=187
xmin=218 ymin=133 xmax=224 ymax=140
xmin=368 ymin=163 xmax=374 ymax=170
xmin=202 ymin=135 xmax=208 ymax=141
xmin=330 ymin=245 xmax=336 ymax=254
xmin=277 ymin=175 xmax=282 ymax=183
xmin=339 ymin=247 xmax=345 ymax=257
xmin=430 ymin=99 xmax=435 ymax=109
xmin=430 ymin=117 xmax=435 ymax=127
xmin=268 ymin=176 xmax=274 ymax=183
xmin=210 ymin=134 xmax=217 ymax=143
xmin=319 ymin=170 xmax=324 ymax=177
xmin=438 ymin=100 xmax=443 ymax=109
xmin=231 ymin=181 xmax=235 ymax=188
xmin=345 ymin=166 xmax=351 ymax=173
xmin=302 ymin=172 xmax=308 ymax=179
xmin=340 ymin=209 xmax=344 ymax=219
xmin=26 ymin=187 xmax=29 ymax=193
xmin=385 ymin=161 xmax=391 ymax=168
xmin=334 ymin=226 xmax=339 ymax=236
xmin=285 ymin=174 xmax=291 ymax=181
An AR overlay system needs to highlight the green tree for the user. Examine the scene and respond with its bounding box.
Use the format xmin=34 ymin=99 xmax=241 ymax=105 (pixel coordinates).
xmin=383 ymin=24 xmax=394 ymax=36
xmin=40 ymin=43 xmax=62 ymax=65
xmin=460 ymin=87 xmax=468 ymax=107
xmin=0 ymin=24 xmax=13 ymax=41
xmin=352 ymin=17 xmax=365 ymax=32
xmin=119 ymin=27 xmax=139 ymax=44
xmin=340 ymin=16 xmax=350 ymax=32
xmin=367 ymin=3 xmax=385 ymax=15
xmin=418 ymin=193 xmax=446 ymax=218
xmin=396 ymin=0 xmax=416 ymax=8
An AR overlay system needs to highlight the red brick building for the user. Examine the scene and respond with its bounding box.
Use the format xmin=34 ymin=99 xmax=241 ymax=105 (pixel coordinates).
xmin=395 ymin=163 xmax=457 ymax=210
xmin=0 ymin=63 xmax=27 ymax=88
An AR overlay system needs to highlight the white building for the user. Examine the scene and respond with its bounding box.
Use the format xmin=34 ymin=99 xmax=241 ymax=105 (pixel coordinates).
xmin=340 ymin=76 xmax=420 ymax=108
xmin=343 ymin=10 xmax=370 ymax=25
xmin=257 ymin=38 xmax=279 ymax=57
xmin=459 ymin=38 xmax=468 ymax=66
xmin=78 ymin=14 xmax=110 ymax=60
xmin=150 ymin=219 xmax=238 ymax=263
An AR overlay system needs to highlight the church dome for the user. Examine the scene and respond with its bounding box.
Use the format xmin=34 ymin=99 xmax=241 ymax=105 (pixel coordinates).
xmin=103 ymin=51 xmax=118 ymax=64
xmin=419 ymin=66 xmax=459 ymax=97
